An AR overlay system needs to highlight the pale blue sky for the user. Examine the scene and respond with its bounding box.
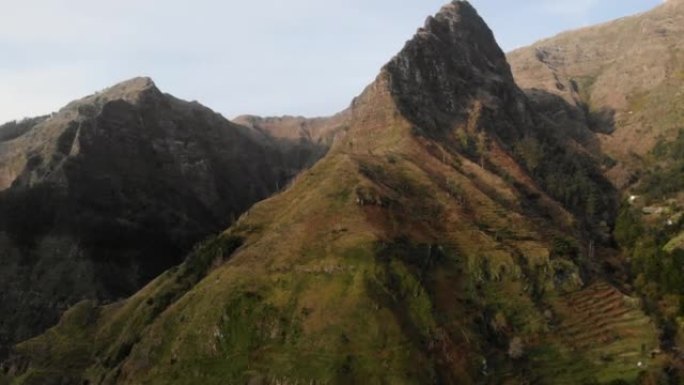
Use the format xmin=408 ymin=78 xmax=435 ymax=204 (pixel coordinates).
xmin=0 ymin=0 xmax=662 ymax=123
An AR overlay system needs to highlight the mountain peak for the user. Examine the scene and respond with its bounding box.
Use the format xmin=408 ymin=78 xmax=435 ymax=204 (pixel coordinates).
xmin=98 ymin=76 xmax=159 ymax=100
xmin=409 ymin=1 xmax=488 ymax=49
xmin=383 ymin=1 xmax=526 ymax=139
xmin=110 ymin=76 xmax=156 ymax=90
xmin=430 ymin=1 xmax=476 ymax=25
xmin=57 ymin=76 xmax=161 ymax=117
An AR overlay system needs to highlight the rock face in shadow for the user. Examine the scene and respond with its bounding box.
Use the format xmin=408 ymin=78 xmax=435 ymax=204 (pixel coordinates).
xmin=384 ymin=1 xmax=531 ymax=143
xmin=0 ymin=77 xmax=333 ymax=356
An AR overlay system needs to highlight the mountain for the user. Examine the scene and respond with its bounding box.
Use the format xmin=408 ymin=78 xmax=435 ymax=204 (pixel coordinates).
xmin=508 ymin=0 xmax=684 ymax=189
xmin=4 ymin=2 xmax=667 ymax=384
xmin=0 ymin=78 xmax=330 ymax=359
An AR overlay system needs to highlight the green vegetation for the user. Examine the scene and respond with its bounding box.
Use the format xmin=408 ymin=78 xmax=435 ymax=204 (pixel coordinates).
xmin=614 ymin=207 xmax=645 ymax=249
xmin=638 ymin=129 xmax=684 ymax=200
xmin=615 ymin=203 xmax=684 ymax=349
xmin=514 ymin=134 xmax=613 ymax=222
xmin=533 ymin=282 xmax=658 ymax=385
xmin=10 ymin=233 xmax=243 ymax=385
xmin=614 ymin=132 xmax=684 ymax=339
xmin=445 ymin=102 xmax=614 ymax=225
xmin=183 ymin=235 xmax=244 ymax=281
xmin=665 ymin=232 xmax=684 ymax=254
xmin=574 ymin=75 xmax=598 ymax=105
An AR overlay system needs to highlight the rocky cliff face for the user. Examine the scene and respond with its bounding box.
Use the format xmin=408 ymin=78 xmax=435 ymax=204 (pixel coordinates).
xmin=3 ymin=3 xmax=652 ymax=385
xmin=385 ymin=2 xmax=531 ymax=143
xmin=0 ymin=78 xmax=322 ymax=357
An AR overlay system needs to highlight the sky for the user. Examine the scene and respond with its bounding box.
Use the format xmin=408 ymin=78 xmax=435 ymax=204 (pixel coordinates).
xmin=0 ymin=0 xmax=663 ymax=124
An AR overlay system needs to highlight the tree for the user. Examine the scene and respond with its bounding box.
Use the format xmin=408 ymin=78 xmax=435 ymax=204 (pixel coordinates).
xmin=475 ymin=130 xmax=487 ymax=169
xmin=508 ymin=336 xmax=525 ymax=359
xmin=514 ymin=137 xmax=543 ymax=172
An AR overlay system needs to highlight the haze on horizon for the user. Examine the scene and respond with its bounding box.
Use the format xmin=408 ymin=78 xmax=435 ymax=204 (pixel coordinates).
xmin=0 ymin=0 xmax=662 ymax=124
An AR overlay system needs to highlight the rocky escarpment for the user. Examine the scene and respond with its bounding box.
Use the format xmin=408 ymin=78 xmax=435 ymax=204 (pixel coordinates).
xmin=0 ymin=77 xmax=319 ymax=357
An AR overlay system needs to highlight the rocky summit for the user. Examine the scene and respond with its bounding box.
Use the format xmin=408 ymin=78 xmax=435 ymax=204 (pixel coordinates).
xmin=1 ymin=1 xmax=684 ymax=385
xmin=385 ymin=2 xmax=529 ymax=141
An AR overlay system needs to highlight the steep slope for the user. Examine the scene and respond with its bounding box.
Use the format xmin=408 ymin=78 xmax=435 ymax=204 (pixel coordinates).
xmin=0 ymin=78 xmax=324 ymax=359
xmin=4 ymin=2 xmax=659 ymax=385
xmin=508 ymin=0 xmax=684 ymax=188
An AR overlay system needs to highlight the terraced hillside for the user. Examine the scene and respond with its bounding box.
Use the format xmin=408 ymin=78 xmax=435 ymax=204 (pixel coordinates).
xmin=530 ymin=281 xmax=659 ymax=384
